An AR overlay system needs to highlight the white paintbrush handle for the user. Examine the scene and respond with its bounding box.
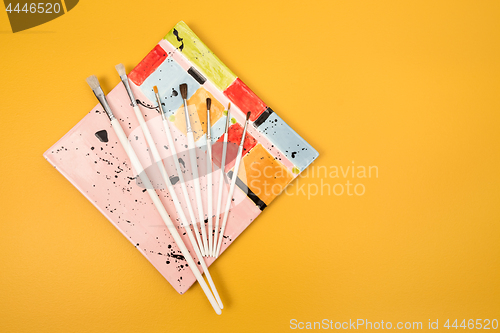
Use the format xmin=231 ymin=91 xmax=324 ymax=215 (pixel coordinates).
xmin=212 ymin=133 xmax=228 ymax=257
xmin=215 ymin=146 xmax=243 ymax=257
xmin=134 ymin=105 xmax=163 ymax=163
xmin=187 ymin=132 xmax=209 ymax=255
xmin=133 ymin=106 xmax=161 ymax=162
xmin=206 ymin=141 xmax=213 ymax=257
xmin=155 ymin=160 xmax=223 ymax=310
xmin=133 ymin=106 xmax=207 ymax=258
xmin=161 ymin=119 xmax=205 ymax=256
xmin=110 ymin=118 xmax=221 ymax=314
xmin=111 ymin=119 xmax=144 ymax=175
xmin=180 ymin=207 xmax=223 ymax=309
xmin=132 ymin=106 xmax=222 ymax=308
xmin=158 ymin=161 xmax=223 ymax=310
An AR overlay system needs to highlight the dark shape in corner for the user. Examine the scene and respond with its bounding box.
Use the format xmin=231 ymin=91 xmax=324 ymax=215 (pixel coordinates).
xmin=65 ymin=0 xmax=79 ymax=11
xmin=5 ymin=0 xmax=79 ymax=33
xmin=95 ymin=130 xmax=109 ymax=143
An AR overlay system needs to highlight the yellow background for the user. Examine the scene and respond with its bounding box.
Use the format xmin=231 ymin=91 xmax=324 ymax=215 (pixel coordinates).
xmin=1 ymin=1 xmax=499 ymax=332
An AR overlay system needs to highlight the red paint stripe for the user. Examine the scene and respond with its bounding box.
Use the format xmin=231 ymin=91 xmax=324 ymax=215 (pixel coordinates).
xmin=128 ymin=44 xmax=168 ymax=86
xmin=223 ymin=78 xmax=267 ymax=121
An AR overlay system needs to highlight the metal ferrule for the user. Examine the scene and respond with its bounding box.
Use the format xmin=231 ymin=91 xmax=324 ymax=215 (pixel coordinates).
xmin=224 ymin=110 xmax=231 ymax=133
xmin=154 ymin=92 xmax=166 ymax=121
xmin=93 ymin=87 xmax=115 ymax=120
xmin=240 ymin=119 xmax=249 ymax=147
xmin=183 ymin=99 xmax=192 ymax=133
xmin=120 ymin=75 xmax=137 ymax=107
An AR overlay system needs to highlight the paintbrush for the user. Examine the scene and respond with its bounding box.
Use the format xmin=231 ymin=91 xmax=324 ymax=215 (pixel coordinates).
xmin=179 ymin=83 xmax=210 ymax=256
xmin=212 ymin=103 xmax=231 ymax=257
xmin=86 ymin=75 xmax=222 ymax=315
xmin=206 ymin=98 xmax=214 ymax=256
xmin=153 ymin=87 xmax=206 ymax=257
xmin=215 ymin=112 xmax=251 ymax=257
xmin=115 ymin=66 xmax=222 ymax=308
xmin=116 ymin=65 xmax=205 ymax=254
xmin=152 ymin=87 xmax=226 ymax=307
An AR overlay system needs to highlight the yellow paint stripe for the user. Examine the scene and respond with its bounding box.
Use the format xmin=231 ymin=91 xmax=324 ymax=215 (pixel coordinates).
xmin=165 ymin=21 xmax=237 ymax=91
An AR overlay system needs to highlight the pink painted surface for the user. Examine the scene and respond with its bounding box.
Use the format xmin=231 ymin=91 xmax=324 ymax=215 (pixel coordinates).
xmin=44 ymin=82 xmax=261 ymax=294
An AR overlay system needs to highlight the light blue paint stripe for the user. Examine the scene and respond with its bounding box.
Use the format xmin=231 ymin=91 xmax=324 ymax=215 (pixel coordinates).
xmin=139 ymin=57 xmax=200 ymax=116
xmin=210 ymin=116 xmax=227 ymax=143
xmin=258 ymin=112 xmax=319 ymax=171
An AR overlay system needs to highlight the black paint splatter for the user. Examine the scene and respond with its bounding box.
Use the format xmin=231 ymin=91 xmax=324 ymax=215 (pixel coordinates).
xmin=178 ymin=158 xmax=185 ymax=169
xmin=169 ymin=175 xmax=180 ymax=185
xmin=171 ymin=254 xmax=185 ymax=261
xmin=95 ymin=130 xmax=108 ymax=143
xmin=173 ymin=28 xmax=184 ymax=51
xmin=136 ymin=99 xmax=159 ymax=110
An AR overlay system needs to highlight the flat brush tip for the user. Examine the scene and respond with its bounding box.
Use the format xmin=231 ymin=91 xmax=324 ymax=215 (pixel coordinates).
xmin=86 ymin=75 xmax=100 ymax=90
xmin=153 ymin=86 xmax=158 ymax=94
xmin=246 ymin=111 xmax=251 ymax=120
xmin=179 ymin=83 xmax=187 ymax=99
xmin=206 ymin=98 xmax=211 ymax=110
xmin=115 ymin=63 xmax=126 ymax=77
xmin=228 ymin=102 xmax=231 ymax=110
